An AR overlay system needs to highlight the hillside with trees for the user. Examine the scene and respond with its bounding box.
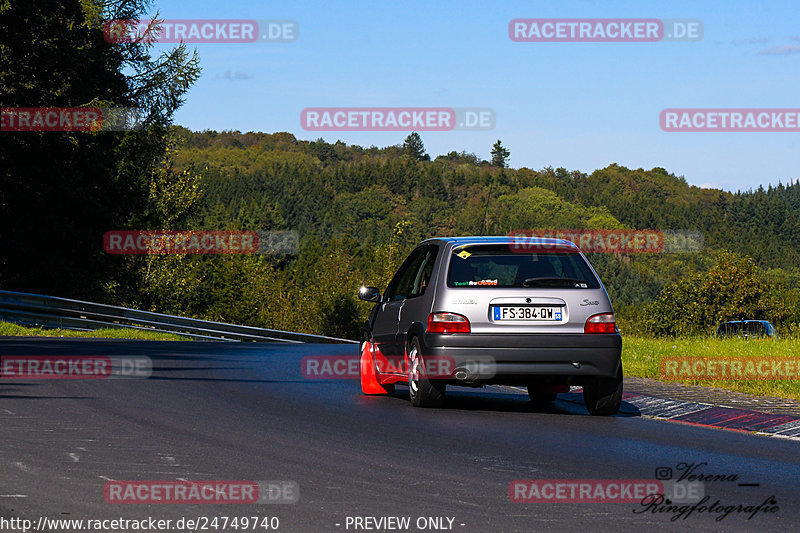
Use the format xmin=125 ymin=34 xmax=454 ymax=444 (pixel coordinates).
xmin=105 ymin=128 xmax=800 ymax=338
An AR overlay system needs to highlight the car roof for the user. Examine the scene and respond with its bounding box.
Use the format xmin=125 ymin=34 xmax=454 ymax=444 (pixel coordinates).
xmin=420 ymin=235 xmax=579 ymax=248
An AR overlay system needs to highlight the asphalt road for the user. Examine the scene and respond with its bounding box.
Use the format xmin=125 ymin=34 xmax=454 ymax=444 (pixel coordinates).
xmin=1 ymin=338 xmax=798 ymax=533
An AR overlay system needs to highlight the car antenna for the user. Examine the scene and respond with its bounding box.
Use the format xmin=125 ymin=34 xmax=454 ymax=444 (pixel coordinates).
xmin=480 ymin=177 xmax=494 ymax=236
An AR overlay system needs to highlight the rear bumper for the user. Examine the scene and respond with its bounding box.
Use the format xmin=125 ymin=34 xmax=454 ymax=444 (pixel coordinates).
xmin=422 ymin=332 xmax=621 ymax=380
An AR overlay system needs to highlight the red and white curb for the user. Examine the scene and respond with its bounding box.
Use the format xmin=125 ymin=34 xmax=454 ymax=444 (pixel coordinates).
xmin=509 ymin=385 xmax=800 ymax=441
xmin=583 ymin=389 xmax=800 ymax=441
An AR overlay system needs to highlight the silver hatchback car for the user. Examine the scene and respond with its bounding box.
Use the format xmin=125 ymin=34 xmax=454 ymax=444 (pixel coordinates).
xmin=357 ymin=236 xmax=623 ymax=415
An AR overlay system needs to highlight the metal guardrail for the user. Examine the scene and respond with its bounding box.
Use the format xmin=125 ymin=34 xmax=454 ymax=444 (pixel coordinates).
xmin=0 ymin=290 xmax=358 ymax=344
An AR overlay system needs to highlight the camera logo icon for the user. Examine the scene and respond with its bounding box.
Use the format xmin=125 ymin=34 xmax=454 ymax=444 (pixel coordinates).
xmin=655 ymin=467 xmax=673 ymax=480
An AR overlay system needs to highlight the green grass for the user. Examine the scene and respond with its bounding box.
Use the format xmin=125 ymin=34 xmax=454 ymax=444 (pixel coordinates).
xmin=0 ymin=321 xmax=188 ymax=341
xmin=623 ymin=336 xmax=800 ymax=401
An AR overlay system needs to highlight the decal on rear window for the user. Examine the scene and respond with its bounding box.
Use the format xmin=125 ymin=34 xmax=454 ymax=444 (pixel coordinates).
xmin=448 ymin=245 xmax=600 ymax=289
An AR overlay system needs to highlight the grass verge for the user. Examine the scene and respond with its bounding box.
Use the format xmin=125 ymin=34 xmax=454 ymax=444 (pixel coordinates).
xmin=623 ymin=336 xmax=800 ymax=401
xmin=0 ymin=321 xmax=188 ymax=341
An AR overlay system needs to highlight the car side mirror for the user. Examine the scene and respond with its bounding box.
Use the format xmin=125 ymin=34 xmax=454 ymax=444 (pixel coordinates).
xmin=358 ymin=286 xmax=381 ymax=303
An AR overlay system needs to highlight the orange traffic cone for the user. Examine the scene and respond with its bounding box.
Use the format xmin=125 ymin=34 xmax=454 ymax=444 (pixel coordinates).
xmin=360 ymin=341 xmax=394 ymax=395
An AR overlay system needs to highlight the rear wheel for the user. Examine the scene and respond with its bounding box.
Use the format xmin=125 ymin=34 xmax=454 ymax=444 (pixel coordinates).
xmin=583 ymin=362 xmax=623 ymax=416
xmin=407 ymin=337 xmax=446 ymax=407
xmin=527 ymin=385 xmax=557 ymax=405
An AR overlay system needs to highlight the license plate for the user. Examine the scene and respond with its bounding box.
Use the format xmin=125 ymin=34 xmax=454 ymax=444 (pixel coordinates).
xmin=492 ymin=306 xmax=562 ymax=321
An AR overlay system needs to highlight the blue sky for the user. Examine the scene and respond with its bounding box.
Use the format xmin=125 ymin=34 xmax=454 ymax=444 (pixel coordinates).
xmin=149 ymin=0 xmax=799 ymax=192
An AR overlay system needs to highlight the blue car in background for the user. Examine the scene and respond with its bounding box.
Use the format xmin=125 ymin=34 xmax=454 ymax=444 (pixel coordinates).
xmin=715 ymin=320 xmax=777 ymax=339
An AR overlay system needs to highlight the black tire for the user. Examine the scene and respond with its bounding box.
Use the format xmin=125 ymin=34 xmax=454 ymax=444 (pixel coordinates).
xmin=583 ymin=362 xmax=623 ymax=416
xmin=407 ymin=337 xmax=446 ymax=407
xmin=527 ymin=385 xmax=557 ymax=405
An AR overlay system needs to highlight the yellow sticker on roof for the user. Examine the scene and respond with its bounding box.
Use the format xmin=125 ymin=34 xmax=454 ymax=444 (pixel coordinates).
xmin=457 ymin=250 xmax=472 ymax=259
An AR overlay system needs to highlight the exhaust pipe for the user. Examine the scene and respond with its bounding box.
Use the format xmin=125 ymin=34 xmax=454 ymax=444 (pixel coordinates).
xmin=455 ymin=370 xmax=469 ymax=380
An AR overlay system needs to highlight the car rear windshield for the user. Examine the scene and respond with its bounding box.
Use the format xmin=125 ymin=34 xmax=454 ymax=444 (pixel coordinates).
xmin=716 ymin=322 xmax=773 ymax=337
xmin=446 ymin=245 xmax=600 ymax=289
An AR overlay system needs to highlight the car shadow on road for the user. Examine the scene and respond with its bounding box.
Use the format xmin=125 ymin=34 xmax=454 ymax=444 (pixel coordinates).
xmin=386 ymin=386 xmax=641 ymax=417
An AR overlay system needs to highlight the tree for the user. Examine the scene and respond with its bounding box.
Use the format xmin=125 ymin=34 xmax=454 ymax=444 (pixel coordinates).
xmin=435 ymin=150 xmax=481 ymax=165
xmin=642 ymin=251 xmax=789 ymax=337
xmin=491 ymin=140 xmax=510 ymax=168
xmin=0 ymin=0 xmax=200 ymax=298
xmin=402 ymin=132 xmax=430 ymax=161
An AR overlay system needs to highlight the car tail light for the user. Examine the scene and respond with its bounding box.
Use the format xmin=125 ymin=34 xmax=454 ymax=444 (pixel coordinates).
xmin=428 ymin=312 xmax=471 ymax=334
xmin=584 ymin=313 xmax=617 ymax=334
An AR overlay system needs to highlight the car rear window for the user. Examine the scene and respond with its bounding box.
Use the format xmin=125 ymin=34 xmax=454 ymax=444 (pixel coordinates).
xmin=446 ymin=245 xmax=600 ymax=289
xmin=716 ymin=321 xmax=773 ymax=337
